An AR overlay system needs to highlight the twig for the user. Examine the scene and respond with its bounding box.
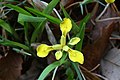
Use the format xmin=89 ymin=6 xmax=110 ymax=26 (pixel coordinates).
xmin=0 ymin=0 xmax=27 ymax=18
xmin=90 ymin=64 xmax=100 ymax=72
xmin=95 ymin=3 xmax=109 ymax=21
xmin=93 ymin=73 xmax=109 ymax=80
xmin=96 ymin=17 xmax=120 ymax=22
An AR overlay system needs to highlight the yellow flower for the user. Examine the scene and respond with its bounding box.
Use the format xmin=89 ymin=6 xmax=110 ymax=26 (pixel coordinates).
xmin=105 ymin=0 xmax=115 ymax=3
xmin=68 ymin=49 xmax=84 ymax=64
xmin=37 ymin=44 xmax=53 ymax=57
xmin=60 ymin=18 xmax=72 ymax=36
xmin=55 ymin=51 xmax=63 ymax=60
xmin=68 ymin=37 xmax=80 ymax=45
xmin=60 ymin=35 xmax=66 ymax=46
xmin=63 ymin=45 xmax=84 ymax=64
xmin=36 ymin=18 xmax=84 ymax=64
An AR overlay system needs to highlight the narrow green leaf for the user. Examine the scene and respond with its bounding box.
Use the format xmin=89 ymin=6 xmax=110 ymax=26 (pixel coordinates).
xmin=24 ymin=22 xmax=29 ymax=45
xmin=38 ymin=52 xmax=67 ymax=80
xmin=31 ymin=19 xmax=47 ymax=43
xmin=26 ymin=7 xmax=61 ymax=24
xmin=5 ymin=4 xmax=31 ymax=15
xmin=75 ymin=23 xmax=85 ymax=51
xmin=60 ymin=4 xmax=79 ymax=34
xmin=18 ymin=13 xmax=46 ymax=25
xmin=25 ymin=7 xmax=61 ymax=43
xmin=0 ymin=19 xmax=20 ymax=41
xmin=72 ymin=63 xmax=83 ymax=80
xmin=38 ymin=61 xmax=60 ymax=80
xmin=0 ymin=39 xmax=29 ymax=51
xmin=27 ymin=0 xmax=61 ymax=43
xmin=75 ymin=14 xmax=91 ymax=51
xmin=43 ymin=0 xmax=60 ymax=14
xmin=38 ymin=60 xmax=66 ymax=80
xmin=0 ymin=19 xmax=13 ymax=34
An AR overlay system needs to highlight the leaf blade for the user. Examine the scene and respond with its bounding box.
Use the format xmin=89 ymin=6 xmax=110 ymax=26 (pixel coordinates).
xmin=0 ymin=19 xmax=20 ymax=41
xmin=5 ymin=4 xmax=31 ymax=15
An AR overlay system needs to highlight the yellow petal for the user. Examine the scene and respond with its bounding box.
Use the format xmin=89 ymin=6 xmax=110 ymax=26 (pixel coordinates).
xmin=52 ymin=44 xmax=62 ymax=50
xmin=55 ymin=51 xmax=63 ymax=60
xmin=60 ymin=35 xmax=66 ymax=46
xmin=60 ymin=18 xmax=72 ymax=36
xmin=67 ymin=49 xmax=84 ymax=64
xmin=68 ymin=37 xmax=80 ymax=45
xmin=36 ymin=44 xmax=53 ymax=58
xmin=63 ymin=45 xmax=70 ymax=51
xmin=105 ymin=0 xmax=115 ymax=3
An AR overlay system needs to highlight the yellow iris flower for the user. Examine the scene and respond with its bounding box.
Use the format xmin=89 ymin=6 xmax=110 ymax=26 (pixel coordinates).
xmin=37 ymin=18 xmax=84 ymax=64
xmin=105 ymin=0 xmax=115 ymax=3
xmin=60 ymin=18 xmax=72 ymax=37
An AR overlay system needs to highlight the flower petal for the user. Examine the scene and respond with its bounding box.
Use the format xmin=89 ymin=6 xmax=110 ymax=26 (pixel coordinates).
xmin=68 ymin=49 xmax=84 ymax=64
xmin=105 ymin=0 xmax=115 ymax=3
xmin=55 ymin=51 xmax=63 ymax=60
xmin=52 ymin=44 xmax=62 ymax=50
xmin=63 ymin=45 xmax=70 ymax=51
xmin=60 ymin=18 xmax=72 ymax=36
xmin=60 ymin=35 xmax=66 ymax=46
xmin=68 ymin=37 xmax=80 ymax=45
xmin=37 ymin=44 xmax=53 ymax=58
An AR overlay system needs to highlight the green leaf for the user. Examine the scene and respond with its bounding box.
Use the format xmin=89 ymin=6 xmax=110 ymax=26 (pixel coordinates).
xmin=5 ymin=4 xmax=31 ymax=15
xmin=66 ymin=67 xmax=74 ymax=80
xmin=0 ymin=19 xmax=20 ymax=41
xmin=75 ymin=13 xmax=91 ymax=51
xmin=43 ymin=0 xmax=60 ymax=14
xmin=26 ymin=7 xmax=61 ymax=24
xmin=18 ymin=13 xmax=46 ymax=44
xmin=60 ymin=4 xmax=79 ymax=34
xmin=18 ymin=13 xmax=46 ymax=25
xmin=30 ymin=19 xmax=47 ymax=43
xmin=0 ymin=38 xmax=29 ymax=51
xmin=38 ymin=60 xmax=66 ymax=80
xmin=38 ymin=52 xmax=67 ymax=80
xmin=24 ymin=22 xmax=30 ymax=45
xmin=38 ymin=61 xmax=60 ymax=80
xmin=72 ymin=63 xmax=83 ymax=80
xmin=26 ymin=0 xmax=61 ymax=43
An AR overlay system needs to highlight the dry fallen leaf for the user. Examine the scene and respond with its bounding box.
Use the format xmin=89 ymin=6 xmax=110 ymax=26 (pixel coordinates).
xmin=101 ymin=48 xmax=120 ymax=80
xmin=83 ymin=5 xmax=118 ymax=70
xmin=0 ymin=51 xmax=23 ymax=80
xmin=18 ymin=59 xmax=41 ymax=80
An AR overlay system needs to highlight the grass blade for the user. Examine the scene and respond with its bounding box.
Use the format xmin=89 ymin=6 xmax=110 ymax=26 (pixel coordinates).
xmin=18 ymin=13 xmax=46 ymax=25
xmin=75 ymin=14 xmax=91 ymax=51
xmin=26 ymin=7 xmax=61 ymax=24
xmin=38 ymin=61 xmax=60 ymax=80
xmin=0 ymin=19 xmax=20 ymax=41
xmin=0 ymin=38 xmax=29 ymax=51
xmin=43 ymin=0 xmax=60 ymax=14
xmin=5 ymin=4 xmax=31 ymax=15
xmin=38 ymin=53 xmax=67 ymax=80
xmin=30 ymin=19 xmax=47 ymax=43
xmin=72 ymin=63 xmax=83 ymax=80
